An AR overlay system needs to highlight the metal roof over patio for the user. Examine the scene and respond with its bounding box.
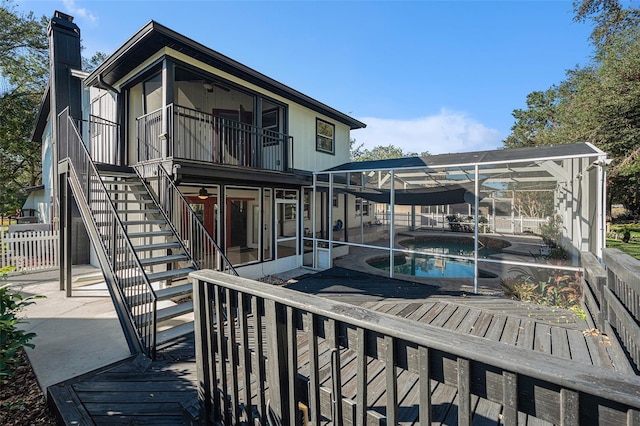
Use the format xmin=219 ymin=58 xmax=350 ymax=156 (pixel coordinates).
xmin=308 ymin=142 xmax=609 ymax=292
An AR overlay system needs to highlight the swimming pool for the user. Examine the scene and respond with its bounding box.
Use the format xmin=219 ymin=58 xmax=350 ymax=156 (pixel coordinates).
xmin=367 ymin=237 xmax=505 ymax=279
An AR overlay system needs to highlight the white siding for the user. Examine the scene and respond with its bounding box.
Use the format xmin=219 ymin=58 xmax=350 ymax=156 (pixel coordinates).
xmin=117 ymin=48 xmax=355 ymax=173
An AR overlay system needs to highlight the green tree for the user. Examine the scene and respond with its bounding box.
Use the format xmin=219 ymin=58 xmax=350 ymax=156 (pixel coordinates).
xmin=504 ymin=0 xmax=640 ymax=213
xmin=0 ymin=1 xmax=48 ymax=214
xmin=350 ymin=139 xmax=429 ymax=162
xmin=573 ymin=0 xmax=640 ymax=49
xmin=503 ymin=90 xmax=559 ymax=149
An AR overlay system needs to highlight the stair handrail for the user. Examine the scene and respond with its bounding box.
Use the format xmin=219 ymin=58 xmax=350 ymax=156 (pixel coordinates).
xmin=58 ymin=108 xmax=158 ymax=358
xmin=135 ymin=163 xmax=238 ymax=276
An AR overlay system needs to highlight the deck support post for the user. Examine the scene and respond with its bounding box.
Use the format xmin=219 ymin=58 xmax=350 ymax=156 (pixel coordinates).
xmin=64 ymin=173 xmax=72 ymax=297
xmin=58 ymin=172 xmax=66 ymax=292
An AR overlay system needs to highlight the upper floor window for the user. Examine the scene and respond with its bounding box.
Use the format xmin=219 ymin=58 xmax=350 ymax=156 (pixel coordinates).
xmin=316 ymin=118 xmax=335 ymax=154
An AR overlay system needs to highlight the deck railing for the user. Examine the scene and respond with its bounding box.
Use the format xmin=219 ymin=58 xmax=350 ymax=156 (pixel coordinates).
xmin=136 ymin=104 xmax=292 ymax=172
xmin=583 ymin=249 xmax=640 ymax=373
xmin=193 ymin=269 xmax=640 ymax=426
xmin=135 ymin=163 xmax=237 ymax=276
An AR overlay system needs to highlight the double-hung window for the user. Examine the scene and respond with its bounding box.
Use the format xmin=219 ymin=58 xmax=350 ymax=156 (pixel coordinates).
xmin=316 ymin=118 xmax=335 ymax=154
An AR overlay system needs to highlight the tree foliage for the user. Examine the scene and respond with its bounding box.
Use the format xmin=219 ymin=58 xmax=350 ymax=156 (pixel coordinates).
xmin=0 ymin=1 xmax=47 ymax=214
xmin=350 ymin=139 xmax=429 ymax=162
xmin=573 ymin=0 xmax=640 ymax=50
xmin=505 ymin=0 xmax=640 ymax=213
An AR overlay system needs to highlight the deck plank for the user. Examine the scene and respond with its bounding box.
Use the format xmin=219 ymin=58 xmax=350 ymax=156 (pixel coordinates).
xmin=49 ymin=270 xmax=622 ymax=425
xmin=533 ymin=323 xmax=552 ymax=355
xmin=500 ymin=316 xmax=521 ymax=345
xmin=566 ymin=329 xmax=593 ymax=365
xmin=550 ymin=327 xmax=571 ymax=360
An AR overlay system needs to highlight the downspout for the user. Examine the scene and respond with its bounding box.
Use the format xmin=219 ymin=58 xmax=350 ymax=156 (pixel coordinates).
xmin=96 ymin=74 xmax=121 ymax=165
xmin=97 ymin=74 xmax=121 ymax=94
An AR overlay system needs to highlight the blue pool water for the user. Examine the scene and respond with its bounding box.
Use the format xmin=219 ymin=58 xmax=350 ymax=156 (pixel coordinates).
xmin=368 ymin=240 xmax=500 ymax=279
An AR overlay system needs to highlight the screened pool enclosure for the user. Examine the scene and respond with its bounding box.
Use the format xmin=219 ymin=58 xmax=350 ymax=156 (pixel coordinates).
xmin=304 ymin=143 xmax=608 ymax=292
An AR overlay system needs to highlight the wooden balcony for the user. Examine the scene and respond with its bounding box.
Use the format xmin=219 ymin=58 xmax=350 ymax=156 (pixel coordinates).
xmin=136 ymin=104 xmax=293 ymax=172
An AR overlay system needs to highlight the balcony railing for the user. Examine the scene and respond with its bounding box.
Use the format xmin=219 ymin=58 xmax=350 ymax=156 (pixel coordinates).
xmin=137 ymin=104 xmax=293 ymax=172
xmin=72 ymin=115 xmax=120 ymax=165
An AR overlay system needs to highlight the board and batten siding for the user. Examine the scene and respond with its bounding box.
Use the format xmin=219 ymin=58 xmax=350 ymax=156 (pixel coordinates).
xmin=112 ymin=48 xmax=354 ymax=171
xmin=288 ymin=103 xmax=351 ymax=172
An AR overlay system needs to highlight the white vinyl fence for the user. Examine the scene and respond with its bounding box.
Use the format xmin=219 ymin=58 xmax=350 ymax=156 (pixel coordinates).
xmin=1 ymin=228 xmax=59 ymax=273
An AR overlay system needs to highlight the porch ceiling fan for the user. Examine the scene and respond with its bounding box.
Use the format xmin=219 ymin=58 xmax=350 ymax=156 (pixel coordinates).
xmin=181 ymin=187 xmax=212 ymax=199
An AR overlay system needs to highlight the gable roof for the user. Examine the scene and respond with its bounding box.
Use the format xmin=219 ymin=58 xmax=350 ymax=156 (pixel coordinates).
xmin=84 ymin=21 xmax=366 ymax=130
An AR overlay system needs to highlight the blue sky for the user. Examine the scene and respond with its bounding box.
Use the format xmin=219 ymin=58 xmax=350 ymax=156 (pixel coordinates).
xmin=19 ymin=0 xmax=595 ymax=154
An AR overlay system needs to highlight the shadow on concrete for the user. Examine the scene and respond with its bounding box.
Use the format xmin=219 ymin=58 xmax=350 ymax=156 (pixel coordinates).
xmin=285 ymin=267 xmax=467 ymax=303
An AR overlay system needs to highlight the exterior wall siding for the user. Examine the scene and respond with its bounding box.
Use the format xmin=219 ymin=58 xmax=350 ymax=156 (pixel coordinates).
xmin=111 ymin=48 xmax=353 ymax=170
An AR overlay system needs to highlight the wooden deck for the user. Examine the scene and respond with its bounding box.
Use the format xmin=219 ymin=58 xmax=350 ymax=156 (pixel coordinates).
xmin=49 ymin=270 xmax=620 ymax=425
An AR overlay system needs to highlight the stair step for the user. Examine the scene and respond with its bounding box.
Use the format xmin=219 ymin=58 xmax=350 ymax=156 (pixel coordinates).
xmin=92 ymin=208 xmax=159 ymax=215
xmin=111 ymin=198 xmax=155 ymax=204
xmin=123 ymin=219 xmax=166 ymax=226
xmin=95 ymin=164 xmax=135 ymax=176
xmin=135 ymin=301 xmax=194 ymax=327
xmin=104 ymin=183 xmax=146 ymax=190
xmin=120 ymin=209 xmax=161 ymax=215
xmin=157 ymin=283 xmax=193 ymax=301
xmin=132 ymin=241 xmax=182 ymax=252
xmin=139 ymin=254 xmax=190 ymax=267
xmin=115 ymin=254 xmax=190 ymax=269
xmin=156 ymin=321 xmax=194 ymax=347
xmin=105 ymin=188 xmax=148 ymax=194
xmin=127 ymin=283 xmax=192 ymax=307
xmin=127 ymin=230 xmax=175 ymax=238
xmin=120 ymin=267 xmax=195 ymax=287
xmin=147 ymin=267 xmax=195 ymax=283
xmin=102 ymin=230 xmax=175 ymax=239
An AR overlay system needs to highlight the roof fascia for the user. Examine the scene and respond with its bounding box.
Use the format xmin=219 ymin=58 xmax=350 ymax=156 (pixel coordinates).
xmin=111 ymin=49 xmax=166 ymax=89
xmin=318 ymin=145 xmax=605 ymax=175
xmin=85 ymin=20 xmax=365 ymax=130
xmin=30 ymin=82 xmax=51 ymax=143
xmin=85 ymin=20 xmax=156 ymax=87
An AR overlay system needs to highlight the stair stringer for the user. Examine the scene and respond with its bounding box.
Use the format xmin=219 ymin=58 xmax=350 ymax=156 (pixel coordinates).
xmin=64 ymin=162 xmax=147 ymax=356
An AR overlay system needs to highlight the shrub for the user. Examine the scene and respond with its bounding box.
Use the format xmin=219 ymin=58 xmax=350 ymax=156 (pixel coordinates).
xmin=540 ymin=214 xmax=563 ymax=248
xmin=499 ymin=266 xmax=582 ymax=311
xmin=0 ymin=283 xmax=42 ymax=381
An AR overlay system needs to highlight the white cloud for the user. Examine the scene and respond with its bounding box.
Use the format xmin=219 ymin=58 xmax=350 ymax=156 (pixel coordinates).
xmin=62 ymin=0 xmax=98 ymax=25
xmin=354 ymin=109 xmax=503 ymax=155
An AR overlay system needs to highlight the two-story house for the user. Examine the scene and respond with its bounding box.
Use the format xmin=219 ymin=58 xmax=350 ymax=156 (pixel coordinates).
xmin=34 ymin=11 xmax=365 ymax=357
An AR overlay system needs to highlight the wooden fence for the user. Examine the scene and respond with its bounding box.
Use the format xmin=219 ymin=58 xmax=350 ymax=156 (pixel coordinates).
xmin=193 ymin=269 xmax=640 ymax=426
xmin=583 ymin=249 xmax=640 ymax=373
xmin=0 ymin=229 xmax=59 ymax=273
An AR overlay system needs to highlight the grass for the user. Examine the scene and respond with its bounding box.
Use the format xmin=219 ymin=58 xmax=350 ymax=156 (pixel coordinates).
xmin=607 ymin=225 xmax=640 ymax=260
xmin=606 ymin=237 xmax=640 ymax=260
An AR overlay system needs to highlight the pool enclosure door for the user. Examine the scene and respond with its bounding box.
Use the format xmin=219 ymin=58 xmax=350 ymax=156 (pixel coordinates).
xmin=275 ymin=195 xmax=299 ymax=270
